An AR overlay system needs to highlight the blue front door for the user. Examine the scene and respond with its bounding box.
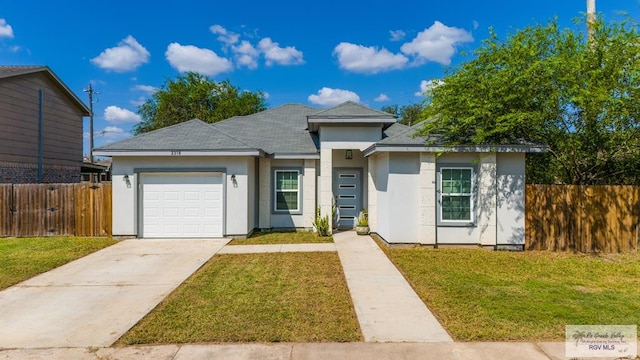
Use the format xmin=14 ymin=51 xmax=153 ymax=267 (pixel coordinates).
xmin=333 ymin=168 xmax=362 ymax=229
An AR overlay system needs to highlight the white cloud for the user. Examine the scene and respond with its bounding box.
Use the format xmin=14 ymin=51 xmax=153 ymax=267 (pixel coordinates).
xmin=132 ymin=84 xmax=158 ymax=95
xmin=333 ymin=42 xmax=408 ymax=74
xmin=374 ymin=93 xmax=390 ymax=102
xmin=232 ymin=40 xmax=259 ymax=69
xmin=400 ymin=21 xmax=473 ymax=65
xmin=104 ymin=105 xmax=141 ymax=124
xmin=308 ymin=87 xmax=360 ymax=106
xmin=258 ymin=38 xmax=304 ymax=66
xmin=473 ymin=20 xmax=479 ymax=30
xmin=415 ymin=79 xmax=443 ymax=96
xmin=91 ymin=36 xmax=150 ymax=72
xmin=210 ymin=24 xmax=240 ymax=46
xmin=165 ymin=43 xmax=233 ymax=76
xmin=263 ymin=91 xmax=270 ymax=99
xmin=389 ymin=30 xmax=406 ymax=42
xmin=130 ymin=96 xmax=146 ymax=107
xmin=0 ymin=19 xmax=14 ymax=38
xmin=97 ymin=126 xmax=129 ymax=139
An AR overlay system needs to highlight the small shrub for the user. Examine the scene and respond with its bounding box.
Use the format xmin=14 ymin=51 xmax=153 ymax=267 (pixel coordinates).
xmin=356 ymin=210 xmax=368 ymax=227
xmin=313 ymin=207 xmax=331 ymax=237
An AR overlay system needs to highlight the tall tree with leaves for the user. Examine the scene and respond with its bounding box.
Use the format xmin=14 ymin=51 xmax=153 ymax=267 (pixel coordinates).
xmin=134 ymin=72 xmax=267 ymax=134
xmin=381 ymin=103 xmax=425 ymax=126
xmin=419 ymin=17 xmax=640 ymax=185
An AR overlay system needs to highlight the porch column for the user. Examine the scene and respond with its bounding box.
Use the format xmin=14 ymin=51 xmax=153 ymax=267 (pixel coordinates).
xmin=478 ymin=152 xmax=497 ymax=246
xmin=303 ymin=159 xmax=316 ymax=229
xmin=367 ymin=155 xmax=377 ymax=233
xmin=258 ymin=157 xmax=271 ymax=230
xmin=419 ymin=153 xmax=436 ymax=245
xmin=319 ymin=148 xmax=333 ymax=233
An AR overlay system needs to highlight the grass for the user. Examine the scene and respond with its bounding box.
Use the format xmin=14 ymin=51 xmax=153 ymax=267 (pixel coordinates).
xmin=117 ymin=252 xmax=361 ymax=344
xmin=0 ymin=236 xmax=117 ymax=290
xmin=228 ymin=231 xmax=333 ymax=245
xmin=379 ymin=243 xmax=640 ymax=341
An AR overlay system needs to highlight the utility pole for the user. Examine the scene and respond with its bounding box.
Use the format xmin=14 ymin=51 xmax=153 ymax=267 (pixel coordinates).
xmin=84 ymin=84 xmax=95 ymax=163
xmin=587 ymin=0 xmax=596 ymax=44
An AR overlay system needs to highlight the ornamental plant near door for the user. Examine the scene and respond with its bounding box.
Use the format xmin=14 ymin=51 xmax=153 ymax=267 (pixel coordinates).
xmin=356 ymin=210 xmax=369 ymax=235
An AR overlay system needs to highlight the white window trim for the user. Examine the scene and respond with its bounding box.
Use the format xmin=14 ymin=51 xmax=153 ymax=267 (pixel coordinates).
xmin=438 ymin=166 xmax=475 ymax=225
xmin=273 ymin=169 xmax=301 ymax=213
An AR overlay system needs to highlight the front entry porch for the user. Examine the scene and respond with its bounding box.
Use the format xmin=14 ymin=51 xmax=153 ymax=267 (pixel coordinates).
xmin=319 ymin=148 xmax=368 ymax=233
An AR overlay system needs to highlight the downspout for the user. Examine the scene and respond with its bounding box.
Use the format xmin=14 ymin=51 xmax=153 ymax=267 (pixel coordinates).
xmin=37 ymin=89 xmax=44 ymax=183
xmin=494 ymin=162 xmax=499 ymax=250
xmin=434 ymin=166 xmax=439 ymax=249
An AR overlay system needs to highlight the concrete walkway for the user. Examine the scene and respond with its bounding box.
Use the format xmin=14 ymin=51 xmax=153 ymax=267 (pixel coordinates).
xmin=333 ymin=231 xmax=453 ymax=343
xmin=0 ymin=341 xmax=603 ymax=359
xmin=218 ymin=243 xmax=336 ymax=254
xmin=0 ymin=238 xmax=228 ymax=348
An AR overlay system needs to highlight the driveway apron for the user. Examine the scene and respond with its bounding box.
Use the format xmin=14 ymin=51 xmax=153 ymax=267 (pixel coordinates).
xmin=333 ymin=231 xmax=453 ymax=342
xmin=0 ymin=238 xmax=228 ymax=348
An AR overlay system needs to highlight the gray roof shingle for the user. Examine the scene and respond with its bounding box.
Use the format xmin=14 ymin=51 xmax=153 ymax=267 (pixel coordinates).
xmin=96 ymin=119 xmax=257 ymax=151
xmin=308 ymin=101 xmax=396 ymax=119
xmin=377 ymin=120 xmax=438 ymax=145
xmin=96 ymin=102 xmax=438 ymax=155
xmin=213 ymin=104 xmax=319 ymax=154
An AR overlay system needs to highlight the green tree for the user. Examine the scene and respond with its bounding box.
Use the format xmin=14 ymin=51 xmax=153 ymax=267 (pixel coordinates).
xmin=134 ymin=72 xmax=267 ymax=134
xmin=381 ymin=103 xmax=426 ymax=126
xmin=419 ymin=18 xmax=640 ymax=185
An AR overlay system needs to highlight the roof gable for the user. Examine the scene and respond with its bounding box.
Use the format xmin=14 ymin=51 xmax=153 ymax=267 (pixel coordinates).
xmin=306 ymin=101 xmax=396 ymax=132
xmin=308 ymin=101 xmax=395 ymax=119
xmin=95 ymin=119 xmax=257 ymax=152
xmin=0 ymin=66 xmax=90 ymax=115
xmin=213 ymin=104 xmax=319 ymax=155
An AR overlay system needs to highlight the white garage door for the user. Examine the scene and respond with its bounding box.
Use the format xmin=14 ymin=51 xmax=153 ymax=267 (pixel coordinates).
xmin=141 ymin=173 xmax=223 ymax=238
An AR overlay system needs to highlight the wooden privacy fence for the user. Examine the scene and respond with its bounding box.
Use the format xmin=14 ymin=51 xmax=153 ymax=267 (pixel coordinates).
xmin=0 ymin=183 xmax=112 ymax=237
xmin=526 ymin=185 xmax=639 ymax=252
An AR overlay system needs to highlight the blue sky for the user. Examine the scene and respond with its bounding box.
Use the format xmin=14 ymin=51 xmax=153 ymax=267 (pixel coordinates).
xmin=0 ymin=0 xmax=638 ymax=156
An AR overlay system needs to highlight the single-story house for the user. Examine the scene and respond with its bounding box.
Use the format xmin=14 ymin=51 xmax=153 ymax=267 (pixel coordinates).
xmin=94 ymin=101 xmax=544 ymax=247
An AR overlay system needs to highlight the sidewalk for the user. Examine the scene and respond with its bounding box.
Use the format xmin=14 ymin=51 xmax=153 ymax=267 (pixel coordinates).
xmin=333 ymin=231 xmax=453 ymax=342
xmin=1 ymin=234 xmax=616 ymax=359
xmin=0 ymin=342 xmax=580 ymax=359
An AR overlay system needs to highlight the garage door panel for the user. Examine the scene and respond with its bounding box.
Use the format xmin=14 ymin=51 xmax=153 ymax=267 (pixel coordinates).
xmin=162 ymin=191 xmax=179 ymax=201
xmin=145 ymin=191 xmax=160 ymax=201
xmin=204 ymin=224 xmax=220 ymax=234
xmin=165 ymin=209 xmax=180 ymax=218
xmin=184 ymin=208 xmax=200 ymax=217
xmin=205 ymin=191 xmax=220 ymax=200
xmin=142 ymin=173 xmax=223 ymax=238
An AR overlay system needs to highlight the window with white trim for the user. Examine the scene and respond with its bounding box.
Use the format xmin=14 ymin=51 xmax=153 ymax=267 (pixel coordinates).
xmin=439 ymin=167 xmax=474 ymax=223
xmin=274 ymin=170 xmax=300 ymax=212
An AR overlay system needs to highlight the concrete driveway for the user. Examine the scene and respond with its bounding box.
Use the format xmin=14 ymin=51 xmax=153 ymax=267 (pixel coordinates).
xmin=0 ymin=238 xmax=228 ymax=349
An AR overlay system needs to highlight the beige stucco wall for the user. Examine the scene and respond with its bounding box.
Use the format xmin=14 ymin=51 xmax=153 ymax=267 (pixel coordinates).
xmin=371 ymin=151 xmax=526 ymax=246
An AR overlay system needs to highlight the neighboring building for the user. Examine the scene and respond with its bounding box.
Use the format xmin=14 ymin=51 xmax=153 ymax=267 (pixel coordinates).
xmin=81 ymin=157 xmax=112 ymax=183
xmin=0 ymin=66 xmax=90 ymax=183
xmin=95 ymin=101 xmax=545 ymax=247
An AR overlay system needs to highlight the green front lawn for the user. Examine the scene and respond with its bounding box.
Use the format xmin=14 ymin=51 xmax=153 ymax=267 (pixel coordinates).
xmin=0 ymin=237 xmax=117 ymax=290
xmin=381 ymin=244 xmax=640 ymax=341
xmin=118 ymin=252 xmax=361 ymax=344
xmin=229 ymin=231 xmax=332 ymax=245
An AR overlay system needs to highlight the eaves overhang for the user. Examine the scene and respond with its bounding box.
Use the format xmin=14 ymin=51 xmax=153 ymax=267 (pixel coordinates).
xmin=93 ymin=149 xmax=265 ymax=157
xmin=362 ymin=144 xmax=549 ymax=157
